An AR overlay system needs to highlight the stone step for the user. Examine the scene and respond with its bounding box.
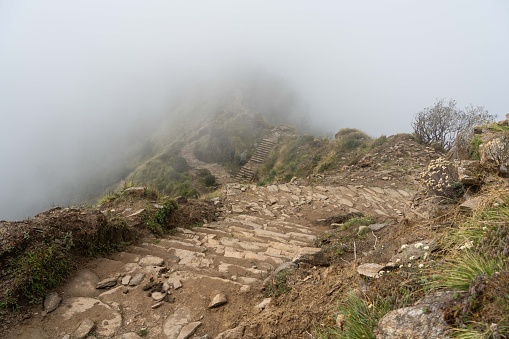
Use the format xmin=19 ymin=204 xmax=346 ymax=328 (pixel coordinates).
xmin=157 ymin=238 xmax=208 ymax=253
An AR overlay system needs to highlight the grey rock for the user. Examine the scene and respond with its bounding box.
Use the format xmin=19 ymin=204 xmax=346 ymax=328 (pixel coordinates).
xmin=96 ymin=276 xmax=118 ymax=289
xmin=151 ymin=302 xmax=163 ymax=309
xmin=121 ymin=275 xmax=131 ymax=285
xmin=292 ymin=248 xmax=328 ymax=266
xmin=138 ymin=255 xmax=164 ymax=267
xmin=273 ymin=262 xmax=297 ymax=275
xmin=369 ymin=223 xmax=388 ymax=231
xmin=357 ymin=263 xmax=384 ymax=278
xmin=167 ymin=276 xmax=182 ymax=289
xmin=480 ymin=133 xmax=509 ymax=177
xmin=151 ymin=291 xmax=167 ymax=302
xmin=128 ymin=273 xmax=145 ymax=286
xmin=375 ymin=291 xmax=457 ymax=338
xmin=456 ymin=160 xmax=483 ymax=186
xmin=73 ymin=318 xmax=95 ymax=339
xmin=208 ymin=292 xmax=228 ymax=308
xmin=215 ymin=324 xmax=245 ymax=339
xmin=43 ymin=291 xmax=61 ymax=313
xmin=460 ymin=196 xmax=483 ymax=212
xmin=177 ymin=321 xmax=202 ymax=339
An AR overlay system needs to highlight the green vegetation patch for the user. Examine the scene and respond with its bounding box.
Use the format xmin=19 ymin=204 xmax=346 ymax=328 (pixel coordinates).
xmin=143 ymin=197 xmax=178 ymax=236
xmin=315 ymin=292 xmax=390 ymax=339
xmin=263 ymin=270 xmax=292 ymax=297
xmin=258 ymin=134 xmax=324 ymax=183
xmin=436 ymin=192 xmax=509 ymax=336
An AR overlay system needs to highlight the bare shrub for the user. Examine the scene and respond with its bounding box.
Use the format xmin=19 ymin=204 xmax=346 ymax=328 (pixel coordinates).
xmin=412 ymin=99 xmax=495 ymax=151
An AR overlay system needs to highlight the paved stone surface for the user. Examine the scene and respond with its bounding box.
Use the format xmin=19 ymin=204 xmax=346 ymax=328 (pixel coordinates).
xmin=9 ymin=177 xmax=417 ymax=338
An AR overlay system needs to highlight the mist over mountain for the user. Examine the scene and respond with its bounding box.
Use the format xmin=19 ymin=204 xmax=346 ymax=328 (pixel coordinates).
xmin=1 ymin=1 xmax=508 ymax=220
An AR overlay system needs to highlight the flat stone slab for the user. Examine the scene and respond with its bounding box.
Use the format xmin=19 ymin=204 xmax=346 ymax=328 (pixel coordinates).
xmin=53 ymin=297 xmax=122 ymax=337
xmin=357 ymin=263 xmax=384 ymax=278
xmin=177 ymin=321 xmax=201 ymax=339
xmin=138 ymin=255 xmax=164 ymax=267
xmin=73 ymin=318 xmax=95 ymax=339
xmin=62 ymin=268 xmax=99 ymax=297
xmin=163 ymin=307 xmax=192 ymax=339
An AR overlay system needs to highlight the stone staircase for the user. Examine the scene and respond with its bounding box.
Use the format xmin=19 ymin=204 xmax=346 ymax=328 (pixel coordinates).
xmin=234 ymin=138 xmax=276 ymax=182
xmin=8 ymin=182 xmax=416 ymax=339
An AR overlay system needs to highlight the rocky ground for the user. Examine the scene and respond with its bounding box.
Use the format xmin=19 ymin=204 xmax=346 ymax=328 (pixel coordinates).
xmin=4 ymin=120 xmax=508 ymax=338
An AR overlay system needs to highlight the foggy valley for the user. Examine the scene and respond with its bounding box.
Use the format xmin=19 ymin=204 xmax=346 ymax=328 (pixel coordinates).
xmin=1 ymin=1 xmax=508 ymax=220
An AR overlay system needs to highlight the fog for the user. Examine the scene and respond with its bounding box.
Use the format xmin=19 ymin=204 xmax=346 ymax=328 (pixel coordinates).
xmin=1 ymin=1 xmax=508 ymax=220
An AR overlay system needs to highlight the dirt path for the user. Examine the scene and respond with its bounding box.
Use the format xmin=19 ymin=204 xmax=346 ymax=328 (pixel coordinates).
xmin=180 ymin=141 xmax=233 ymax=184
xmin=6 ymin=180 xmax=417 ymax=339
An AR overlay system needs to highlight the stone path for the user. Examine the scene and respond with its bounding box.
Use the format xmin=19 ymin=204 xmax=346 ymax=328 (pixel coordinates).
xmin=8 ymin=181 xmax=416 ymax=339
xmin=234 ymin=138 xmax=276 ymax=182
xmin=180 ymin=141 xmax=233 ymax=184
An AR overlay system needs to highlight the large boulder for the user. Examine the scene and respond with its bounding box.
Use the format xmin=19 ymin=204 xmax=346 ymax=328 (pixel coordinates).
xmin=479 ymin=133 xmax=509 ymax=177
xmin=375 ymin=291 xmax=458 ymax=339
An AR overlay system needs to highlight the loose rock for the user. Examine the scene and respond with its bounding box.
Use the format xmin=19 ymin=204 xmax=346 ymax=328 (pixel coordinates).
xmin=73 ymin=318 xmax=95 ymax=339
xmin=128 ymin=273 xmax=145 ymax=286
xmin=255 ymin=298 xmax=272 ymax=311
xmin=208 ymin=292 xmax=228 ymax=308
xmin=96 ymin=276 xmax=118 ymax=289
xmin=151 ymin=291 xmax=167 ymax=302
xmin=43 ymin=292 xmax=62 ymax=313
xmin=357 ymin=263 xmax=384 ymax=278
xmin=177 ymin=321 xmax=202 ymax=339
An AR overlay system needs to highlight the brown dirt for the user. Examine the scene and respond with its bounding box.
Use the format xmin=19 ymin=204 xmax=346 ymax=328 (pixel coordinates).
xmin=1 ymin=135 xmax=447 ymax=338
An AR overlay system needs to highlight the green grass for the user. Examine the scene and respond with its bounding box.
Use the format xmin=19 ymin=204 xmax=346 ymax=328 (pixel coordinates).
xmin=97 ymin=192 xmax=120 ymax=206
xmin=143 ymin=197 xmax=178 ymax=235
xmin=8 ymin=242 xmax=75 ymax=304
xmin=485 ymin=123 xmax=509 ymax=132
xmin=315 ymin=292 xmax=390 ymax=339
xmin=469 ymin=134 xmax=483 ymax=160
xmin=343 ymin=216 xmax=376 ymax=228
xmin=263 ymin=270 xmax=292 ymax=297
xmin=436 ymin=252 xmax=501 ymax=291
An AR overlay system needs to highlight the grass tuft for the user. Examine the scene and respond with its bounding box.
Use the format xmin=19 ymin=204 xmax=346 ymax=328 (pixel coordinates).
xmin=436 ymin=252 xmax=501 ymax=291
xmin=315 ymin=292 xmax=390 ymax=339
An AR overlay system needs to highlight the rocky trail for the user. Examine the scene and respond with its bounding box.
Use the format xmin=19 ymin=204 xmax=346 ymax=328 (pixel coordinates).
xmin=5 ymin=128 xmax=435 ymax=339
xmin=6 ymin=174 xmax=416 ymax=339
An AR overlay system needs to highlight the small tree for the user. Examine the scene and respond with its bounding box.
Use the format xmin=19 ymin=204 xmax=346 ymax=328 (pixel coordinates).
xmin=412 ymin=99 xmax=496 ymax=151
